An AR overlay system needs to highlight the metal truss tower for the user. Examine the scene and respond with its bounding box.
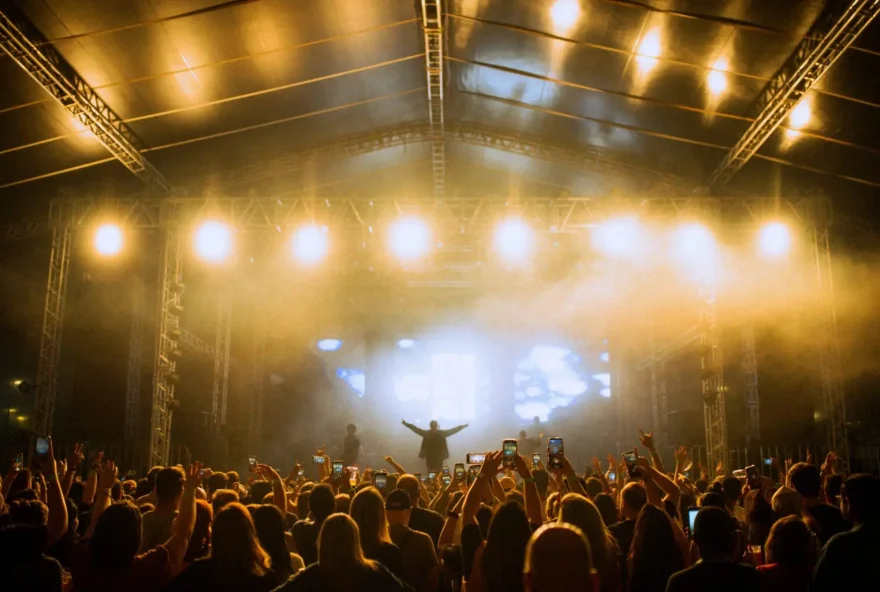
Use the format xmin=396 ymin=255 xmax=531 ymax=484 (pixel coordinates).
xmin=420 ymin=0 xmax=446 ymax=197
xmin=650 ymin=360 xmax=668 ymax=448
xmin=33 ymin=228 xmax=72 ymax=436
xmin=813 ymin=224 xmax=849 ymax=472
xmin=125 ymin=273 xmax=146 ymax=441
xmin=699 ymin=276 xmax=728 ymax=475
xmin=0 ymin=2 xmax=172 ymax=194
xmin=708 ymin=0 xmax=880 ymax=188
xmin=741 ymin=324 xmax=760 ymax=444
xmin=212 ymin=288 xmax=233 ymax=461
xmin=248 ymin=316 xmax=266 ymax=457
xmin=149 ymin=229 xmax=183 ymax=467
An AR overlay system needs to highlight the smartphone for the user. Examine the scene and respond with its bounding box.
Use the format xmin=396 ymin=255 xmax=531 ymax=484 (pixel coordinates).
xmin=547 ymin=437 xmax=564 ymax=469
xmin=297 ymin=468 xmax=304 ymax=477
xmin=453 ymin=463 xmax=465 ymax=480
xmin=442 ymin=474 xmax=452 ymax=486
xmin=467 ymin=464 xmax=481 ymax=485
xmin=428 ymin=471 xmax=437 ymax=480
xmin=687 ymin=507 xmax=699 ymax=537
xmin=442 ymin=465 xmax=450 ymax=476
xmin=608 ymin=471 xmax=616 ymax=481
xmin=198 ymin=468 xmax=207 ymax=478
xmin=466 ymin=452 xmax=486 ymax=465
xmin=36 ymin=437 xmax=50 ymax=456
xmin=248 ymin=455 xmax=257 ymax=471
xmin=332 ymin=461 xmax=343 ymax=477
xmin=374 ymin=470 xmax=387 ymax=489
xmin=745 ymin=465 xmax=759 ymax=488
xmin=13 ymin=453 xmax=23 ymax=472
xmin=622 ymin=449 xmax=637 ymax=477
xmin=501 ymin=438 xmax=518 ymax=469
xmin=531 ymin=453 xmax=541 ymax=468
xmin=763 ymin=458 xmax=773 ymax=466
xmin=312 ymin=455 xmax=325 ymax=464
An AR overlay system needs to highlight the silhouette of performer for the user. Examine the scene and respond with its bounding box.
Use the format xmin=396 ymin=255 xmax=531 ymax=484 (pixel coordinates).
xmin=401 ymin=419 xmax=468 ymax=473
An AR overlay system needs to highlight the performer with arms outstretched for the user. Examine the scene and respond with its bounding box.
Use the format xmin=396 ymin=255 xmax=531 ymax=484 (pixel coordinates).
xmin=401 ymin=419 xmax=468 ymax=473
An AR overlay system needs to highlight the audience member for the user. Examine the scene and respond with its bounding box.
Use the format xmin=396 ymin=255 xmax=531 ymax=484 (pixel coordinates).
xmin=557 ymin=493 xmax=620 ymax=592
xmin=629 ymin=504 xmax=687 ymax=592
xmin=788 ymin=463 xmax=848 ymax=545
xmin=349 ymin=486 xmax=407 ymax=581
xmin=291 ymin=483 xmax=335 ymax=565
xmin=140 ymin=466 xmax=184 ymax=552
xmin=385 ymin=488 xmax=439 ymax=592
xmin=756 ymin=516 xmax=814 ymax=592
xmin=252 ymin=504 xmax=304 ymax=584
xmin=524 ymin=523 xmax=597 ymax=592
xmin=397 ymin=474 xmax=444 ymax=546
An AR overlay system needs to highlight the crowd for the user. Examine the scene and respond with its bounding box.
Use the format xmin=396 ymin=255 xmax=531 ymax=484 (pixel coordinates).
xmin=0 ymin=428 xmax=877 ymax=592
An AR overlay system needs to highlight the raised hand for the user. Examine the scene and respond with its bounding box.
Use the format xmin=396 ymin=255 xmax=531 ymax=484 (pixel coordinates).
xmin=184 ymin=462 xmax=202 ymax=491
xmin=513 ymin=453 xmax=532 ymax=479
xmin=607 ymin=453 xmax=616 ymax=468
xmin=715 ymin=460 xmax=724 ymax=475
xmin=479 ymin=451 xmax=504 ymax=477
xmin=806 ymin=449 xmax=814 ymax=466
xmin=90 ymin=450 xmax=104 ymax=470
xmin=674 ymin=446 xmax=688 ymax=464
xmin=36 ymin=437 xmax=58 ymax=477
xmin=255 ymin=463 xmax=282 ymax=483
xmin=98 ymin=461 xmax=118 ymax=490
xmin=821 ymin=451 xmax=838 ymax=475
xmin=68 ymin=443 xmax=85 ymax=470
xmin=638 ymin=429 xmax=655 ymax=451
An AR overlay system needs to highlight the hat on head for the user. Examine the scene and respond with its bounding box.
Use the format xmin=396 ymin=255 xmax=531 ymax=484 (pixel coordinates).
xmin=385 ymin=488 xmax=412 ymax=511
xmin=500 ymin=477 xmax=517 ymax=492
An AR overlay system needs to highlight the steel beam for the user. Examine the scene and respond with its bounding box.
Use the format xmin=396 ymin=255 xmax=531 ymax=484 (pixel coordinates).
xmin=149 ymin=228 xmax=183 ymax=467
xmin=708 ymin=0 xmax=880 ymax=188
xmin=33 ymin=227 xmax=72 ymax=436
xmin=0 ymin=1 xmax=172 ymax=194
xmin=420 ymin=0 xmax=446 ymax=197
xmin=124 ymin=273 xmax=145 ymax=441
xmin=212 ymin=289 xmax=233 ymax=427
xmin=741 ymin=323 xmax=760 ymax=444
xmin=248 ymin=314 xmax=266 ymax=457
xmin=178 ymin=327 xmax=215 ymax=357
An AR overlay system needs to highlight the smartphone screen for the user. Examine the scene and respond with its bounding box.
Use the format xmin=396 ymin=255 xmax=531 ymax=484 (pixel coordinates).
xmin=745 ymin=465 xmax=758 ymax=488
xmin=454 ymin=463 xmax=465 ymax=479
xmin=312 ymin=455 xmax=325 ymax=464
xmin=502 ymin=439 xmax=518 ymax=468
xmin=763 ymin=458 xmax=773 ymax=466
xmin=531 ymin=453 xmax=541 ymax=468
xmin=332 ymin=461 xmax=343 ymax=477
xmin=428 ymin=471 xmax=437 ymax=480
xmin=442 ymin=465 xmax=450 ymax=475
xmin=622 ymin=450 xmax=637 ymax=477
xmin=297 ymin=468 xmax=304 ymax=477
xmin=13 ymin=453 xmax=23 ymax=471
xmin=548 ymin=437 xmax=564 ymax=469
xmin=198 ymin=469 xmax=207 ymax=478
xmin=608 ymin=471 xmax=616 ymax=481
xmin=442 ymin=474 xmax=452 ymax=486
xmin=36 ymin=437 xmax=50 ymax=456
xmin=466 ymin=452 xmax=486 ymax=465
xmin=687 ymin=507 xmax=699 ymax=536
xmin=467 ymin=464 xmax=480 ymax=485
xmin=248 ymin=455 xmax=257 ymax=471
xmin=374 ymin=472 xmax=387 ymax=489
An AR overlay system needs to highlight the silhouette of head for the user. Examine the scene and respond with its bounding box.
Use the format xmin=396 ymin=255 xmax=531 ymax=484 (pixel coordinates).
xmin=430 ymin=420 xmax=439 ymax=430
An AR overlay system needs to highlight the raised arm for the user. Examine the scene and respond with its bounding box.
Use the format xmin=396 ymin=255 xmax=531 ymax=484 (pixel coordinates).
xmin=638 ymin=430 xmax=665 ymax=473
xmin=462 ymin=451 xmax=502 ymax=526
xmin=61 ymin=443 xmax=85 ymax=497
xmin=591 ymin=457 xmax=611 ymax=494
xmin=85 ymin=461 xmax=117 ymax=540
xmin=439 ymin=491 xmax=466 ymax=549
xmin=164 ymin=463 xmax=200 ymax=566
xmin=255 ymin=464 xmax=287 ymax=519
xmin=440 ymin=424 xmax=469 ymax=438
xmin=38 ymin=438 xmax=68 ymax=548
xmin=560 ymin=455 xmax=587 ymax=498
xmin=384 ymin=456 xmax=407 ymax=475
xmin=515 ymin=454 xmax=543 ymax=525
xmin=401 ymin=420 xmax=427 ymax=437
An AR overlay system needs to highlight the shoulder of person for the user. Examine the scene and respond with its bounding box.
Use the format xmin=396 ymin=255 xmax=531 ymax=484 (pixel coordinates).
xmin=372 ymin=562 xmax=409 ymax=589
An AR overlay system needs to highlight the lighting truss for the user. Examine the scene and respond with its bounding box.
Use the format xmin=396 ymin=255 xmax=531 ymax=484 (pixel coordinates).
xmin=741 ymin=324 xmax=760 ymax=444
xmin=707 ymin=0 xmax=880 ymax=188
xmin=125 ymin=274 xmax=145 ymax=442
xmin=420 ymin=0 xmax=446 ymax=197
xmin=0 ymin=2 xmax=172 ymax=194
xmin=212 ymin=289 xmax=233 ymax=428
xmin=178 ymin=327 xmax=215 ymax=357
xmin=698 ymin=276 xmax=728 ymax=476
xmin=248 ymin=314 xmax=266 ymax=457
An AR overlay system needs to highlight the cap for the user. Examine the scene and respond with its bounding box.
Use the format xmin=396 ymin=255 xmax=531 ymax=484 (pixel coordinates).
xmin=385 ymin=488 xmax=412 ymax=511
xmin=500 ymin=476 xmax=517 ymax=492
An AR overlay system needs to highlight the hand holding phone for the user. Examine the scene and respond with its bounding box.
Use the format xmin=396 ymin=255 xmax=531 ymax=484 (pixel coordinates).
xmin=531 ymin=453 xmax=541 ymax=468
xmin=454 ymin=463 xmax=465 ymax=480
xmin=312 ymin=455 xmax=325 ymax=464
xmin=622 ymin=449 xmax=637 ymax=477
xmin=332 ymin=461 xmax=344 ymax=478
xmin=547 ymin=437 xmax=564 ymax=470
xmin=374 ymin=470 xmax=388 ymax=489
xmin=502 ymin=439 xmax=518 ymax=469
xmin=36 ymin=437 xmax=50 ymax=456
xmin=248 ymin=456 xmax=257 ymax=471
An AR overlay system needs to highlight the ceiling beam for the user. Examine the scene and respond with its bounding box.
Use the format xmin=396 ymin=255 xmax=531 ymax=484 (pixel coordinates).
xmin=706 ymin=0 xmax=880 ymax=190
xmin=0 ymin=1 xmax=173 ymax=194
xmin=420 ymin=0 xmax=446 ymax=197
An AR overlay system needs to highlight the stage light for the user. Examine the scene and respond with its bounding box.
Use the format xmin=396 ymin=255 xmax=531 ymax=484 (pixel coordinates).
xmin=93 ymin=224 xmax=123 ymax=256
xmin=193 ymin=221 xmax=233 ymax=263
xmin=549 ymin=0 xmax=580 ymax=31
xmin=758 ymin=221 xmax=792 ymax=258
xmin=636 ymin=29 xmax=661 ymax=74
xmin=707 ymin=57 xmax=728 ymax=97
xmin=317 ymin=338 xmax=342 ymax=352
xmin=494 ymin=217 xmax=533 ymax=263
xmin=398 ymin=339 xmax=416 ymax=349
xmin=388 ymin=216 xmax=431 ymax=261
xmin=785 ymin=98 xmax=812 ymax=141
xmin=670 ymin=222 xmax=717 ymax=277
xmin=291 ymin=225 xmax=328 ymax=265
xmin=592 ymin=216 xmax=643 ymax=258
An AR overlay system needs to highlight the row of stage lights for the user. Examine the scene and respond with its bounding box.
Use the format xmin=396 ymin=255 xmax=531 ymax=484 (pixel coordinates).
xmin=92 ymin=216 xmax=794 ymax=267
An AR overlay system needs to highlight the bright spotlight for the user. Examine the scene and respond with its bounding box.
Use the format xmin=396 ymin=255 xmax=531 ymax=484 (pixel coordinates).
xmin=494 ymin=217 xmax=533 ymax=263
xmin=388 ymin=216 xmax=431 ymax=261
xmin=758 ymin=221 xmax=792 ymax=258
xmin=291 ymin=225 xmax=328 ymax=265
xmin=636 ymin=29 xmax=662 ymax=74
xmin=592 ymin=217 xmax=643 ymax=258
xmin=317 ymin=338 xmax=342 ymax=352
xmin=707 ymin=57 xmax=728 ymax=97
xmin=549 ymin=0 xmax=580 ymax=32
xmin=398 ymin=338 xmax=416 ymax=349
xmin=671 ymin=223 xmax=717 ymax=277
xmin=193 ymin=221 xmax=233 ymax=263
xmin=93 ymin=224 xmax=123 ymax=256
xmin=789 ymin=98 xmax=812 ymax=130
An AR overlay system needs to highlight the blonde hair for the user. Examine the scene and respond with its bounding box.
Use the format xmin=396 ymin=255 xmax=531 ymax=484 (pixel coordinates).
xmin=210 ymin=502 xmax=270 ymax=579
xmin=318 ymin=513 xmax=378 ymax=573
xmin=349 ymin=486 xmax=391 ymax=550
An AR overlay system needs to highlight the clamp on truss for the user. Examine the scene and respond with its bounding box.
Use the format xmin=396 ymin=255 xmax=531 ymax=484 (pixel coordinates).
xmin=0 ymin=1 xmax=172 ymax=194
xmin=708 ymin=0 xmax=880 ymax=188
xmin=420 ymin=0 xmax=446 ymax=198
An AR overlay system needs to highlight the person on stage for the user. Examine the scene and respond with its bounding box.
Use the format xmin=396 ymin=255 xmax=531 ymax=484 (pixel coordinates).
xmin=401 ymin=419 xmax=468 ymax=473
xmin=342 ymin=423 xmax=360 ymax=467
xmin=518 ymin=429 xmax=544 ymax=457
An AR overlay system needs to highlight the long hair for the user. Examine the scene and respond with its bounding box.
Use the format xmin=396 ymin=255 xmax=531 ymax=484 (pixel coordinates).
xmin=765 ymin=516 xmax=815 ymax=567
xmin=252 ymin=505 xmax=294 ymax=584
xmin=89 ymin=502 xmax=142 ymax=572
xmin=628 ymin=504 xmax=686 ymax=592
xmin=209 ymin=503 xmax=270 ymax=580
xmin=481 ymin=501 xmax=532 ymax=592
xmin=318 ymin=513 xmax=379 ymax=591
xmin=349 ymin=487 xmax=390 ymax=551
xmin=558 ymin=494 xmax=619 ymax=592
xmin=184 ymin=499 xmax=213 ymax=562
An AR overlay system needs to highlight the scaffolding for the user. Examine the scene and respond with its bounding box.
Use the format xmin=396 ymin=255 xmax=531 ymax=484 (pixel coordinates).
xmin=211 ymin=287 xmax=233 ymax=463
xmin=124 ymin=273 xmax=145 ymax=441
xmin=420 ymin=0 xmax=446 ymax=197
xmin=741 ymin=323 xmax=760 ymax=444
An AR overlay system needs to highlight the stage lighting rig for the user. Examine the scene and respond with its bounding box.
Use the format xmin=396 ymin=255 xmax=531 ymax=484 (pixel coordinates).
xmin=388 ymin=216 xmax=431 ymax=261
xmin=93 ymin=223 xmax=123 ymax=256
xmin=291 ymin=225 xmax=329 ymax=266
xmin=494 ymin=217 xmax=533 ymax=264
xmin=193 ymin=221 xmax=233 ymax=263
xmin=758 ymin=221 xmax=792 ymax=258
